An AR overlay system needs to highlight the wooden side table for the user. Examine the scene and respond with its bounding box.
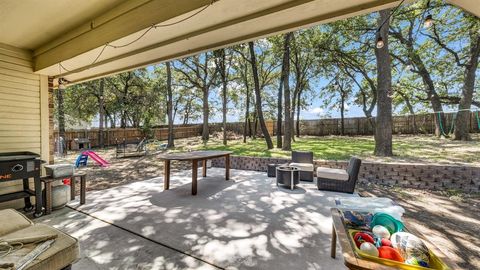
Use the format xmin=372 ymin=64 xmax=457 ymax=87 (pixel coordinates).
xmin=41 ymin=172 xmax=87 ymax=215
xmin=330 ymin=208 xmax=459 ymax=270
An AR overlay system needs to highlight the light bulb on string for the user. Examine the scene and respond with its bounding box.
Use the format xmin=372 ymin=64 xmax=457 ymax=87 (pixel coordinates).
xmin=376 ymin=36 xmax=384 ymax=49
xmin=58 ymin=78 xmax=68 ymax=90
xmin=424 ymin=14 xmax=434 ymax=28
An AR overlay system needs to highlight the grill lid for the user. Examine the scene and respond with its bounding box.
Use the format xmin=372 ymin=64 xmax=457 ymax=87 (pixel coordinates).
xmin=0 ymin=152 xmax=41 ymax=162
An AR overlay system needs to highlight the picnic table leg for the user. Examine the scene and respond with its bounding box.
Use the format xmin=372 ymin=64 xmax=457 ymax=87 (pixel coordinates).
xmin=70 ymin=177 xmax=76 ymax=200
xmin=331 ymin=223 xmax=337 ymax=258
xmin=45 ymin=181 xmax=52 ymax=215
xmin=225 ymin=154 xmax=230 ymax=180
xmin=80 ymin=174 xmax=86 ymax=205
xmin=192 ymin=159 xmax=198 ymax=195
xmin=202 ymin=159 xmax=207 ymax=177
xmin=164 ymin=160 xmax=170 ymax=190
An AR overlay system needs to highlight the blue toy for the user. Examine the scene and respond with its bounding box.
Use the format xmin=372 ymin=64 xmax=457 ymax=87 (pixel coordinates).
xmin=75 ymin=153 xmax=89 ymax=168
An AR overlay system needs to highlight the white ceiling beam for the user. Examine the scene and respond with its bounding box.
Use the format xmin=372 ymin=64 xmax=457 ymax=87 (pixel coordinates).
xmin=33 ymin=0 xmax=212 ymax=71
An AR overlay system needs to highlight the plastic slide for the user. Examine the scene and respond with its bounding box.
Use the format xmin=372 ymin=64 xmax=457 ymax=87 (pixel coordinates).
xmin=83 ymin=150 xmax=109 ymax=167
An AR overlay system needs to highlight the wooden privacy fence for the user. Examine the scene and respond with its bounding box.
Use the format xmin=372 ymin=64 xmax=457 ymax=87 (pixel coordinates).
xmin=274 ymin=112 xmax=480 ymax=136
xmin=54 ymin=121 xmax=274 ymax=150
xmin=55 ymin=125 xmax=202 ymax=150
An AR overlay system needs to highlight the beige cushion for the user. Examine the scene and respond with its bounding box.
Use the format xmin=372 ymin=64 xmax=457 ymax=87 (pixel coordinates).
xmin=0 ymin=224 xmax=79 ymax=270
xmin=316 ymin=167 xmax=349 ymax=181
xmin=0 ymin=209 xmax=33 ymax=236
xmin=290 ymin=162 xmax=314 ymax=171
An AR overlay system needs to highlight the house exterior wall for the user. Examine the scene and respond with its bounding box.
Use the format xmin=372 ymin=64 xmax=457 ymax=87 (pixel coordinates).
xmin=0 ymin=43 xmax=50 ymax=209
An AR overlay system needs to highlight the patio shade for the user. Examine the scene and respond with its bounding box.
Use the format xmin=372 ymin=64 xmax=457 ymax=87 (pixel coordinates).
xmin=0 ymin=0 xmax=478 ymax=86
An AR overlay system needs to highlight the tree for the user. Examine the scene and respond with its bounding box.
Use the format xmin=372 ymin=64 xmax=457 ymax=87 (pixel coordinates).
xmin=282 ymin=33 xmax=293 ymax=150
xmin=98 ymin=79 xmax=105 ymax=148
xmin=175 ymin=53 xmax=217 ymax=142
xmin=248 ymin=41 xmax=274 ymax=149
xmin=166 ymin=62 xmax=174 ymax=148
xmin=389 ymin=8 xmax=446 ymax=137
xmin=422 ymin=8 xmax=480 ymax=140
xmin=56 ymin=86 xmax=66 ymax=154
xmin=319 ymin=71 xmax=353 ymax=135
xmin=290 ymin=30 xmax=318 ymax=138
xmin=374 ymin=9 xmax=393 ymax=156
xmin=214 ymin=48 xmax=231 ymax=145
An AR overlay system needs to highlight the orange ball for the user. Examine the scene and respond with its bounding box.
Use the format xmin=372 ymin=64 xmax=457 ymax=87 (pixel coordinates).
xmin=378 ymin=246 xmax=404 ymax=262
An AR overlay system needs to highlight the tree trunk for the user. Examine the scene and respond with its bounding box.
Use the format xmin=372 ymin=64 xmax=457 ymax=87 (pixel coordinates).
xmin=98 ymin=79 xmax=105 ymax=148
xmin=243 ymin=83 xmax=250 ymax=143
xmin=340 ymin=91 xmax=345 ymax=136
xmin=220 ymin=52 xmax=228 ymax=146
xmin=166 ymin=62 xmax=175 ymax=148
xmin=276 ymin=79 xmax=283 ymax=148
xmin=56 ymin=87 xmax=66 ymax=154
xmin=290 ymin=90 xmax=297 ymax=142
xmin=282 ymin=33 xmax=293 ymax=151
xmin=252 ymin=101 xmax=257 ymax=139
xmin=201 ymin=87 xmax=209 ymax=142
xmin=374 ymin=10 xmax=393 ymax=157
xmin=296 ymin=90 xmax=301 ymax=138
xmin=248 ymin=41 xmax=273 ymax=149
xmin=454 ymin=36 xmax=480 ymax=140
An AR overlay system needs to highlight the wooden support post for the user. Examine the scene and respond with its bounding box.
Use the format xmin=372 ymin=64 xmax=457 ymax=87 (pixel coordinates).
xmin=45 ymin=181 xmax=52 ymax=215
xmin=192 ymin=159 xmax=198 ymax=195
xmin=331 ymin=222 xmax=337 ymax=258
xmin=202 ymin=159 xmax=207 ymax=177
xmin=70 ymin=178 xmax=76 ymax=200
xmin=80 ymin=174 xmax=86 ymax=205
xmin=164 ymin=160 xmax=170 ymax=190
xmin=225 ymin=154 xmax=230 ymax=180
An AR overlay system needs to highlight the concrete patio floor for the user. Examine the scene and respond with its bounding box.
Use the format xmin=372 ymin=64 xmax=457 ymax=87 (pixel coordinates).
xmin=38 ymin=168 xmax=357 ymax=270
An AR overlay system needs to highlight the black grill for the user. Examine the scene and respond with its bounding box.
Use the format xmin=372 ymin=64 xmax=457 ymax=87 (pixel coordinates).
xmin=0 ymin=151 xmax=43 ymax=217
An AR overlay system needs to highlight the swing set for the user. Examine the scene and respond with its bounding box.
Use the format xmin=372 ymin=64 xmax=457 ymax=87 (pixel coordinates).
xmin=436 ymin=110 xmax=480 ymax=137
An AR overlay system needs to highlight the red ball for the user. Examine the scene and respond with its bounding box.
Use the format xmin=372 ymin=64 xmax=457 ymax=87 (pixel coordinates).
xmin=354 ymin=232 xmax=375 ymax=248
xmin=381 ymin=238 xmax=392 ymax=247
xmin=378 ymin=246 xmax=404 ymax=262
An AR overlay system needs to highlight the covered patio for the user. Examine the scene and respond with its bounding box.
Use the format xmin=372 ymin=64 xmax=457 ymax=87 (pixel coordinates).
xmin=38 ymin=168 xmax=354 ymax=269
xmin=1 ymin=0 xmax=479 ymax=269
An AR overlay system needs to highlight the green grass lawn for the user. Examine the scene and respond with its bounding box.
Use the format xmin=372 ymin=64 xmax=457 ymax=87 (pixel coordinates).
xmin=182 ymin=135 xmax=480 ymax=164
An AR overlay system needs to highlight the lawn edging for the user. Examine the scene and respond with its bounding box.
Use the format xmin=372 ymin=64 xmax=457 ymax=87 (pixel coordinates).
xmin=212 ymin=156 xmax=480 ymax=193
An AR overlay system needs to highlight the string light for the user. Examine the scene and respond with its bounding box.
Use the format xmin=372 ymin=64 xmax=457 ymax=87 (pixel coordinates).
xmin=376 ymin=36 xmax=384 ymax=49
xmin=424 ymin=14 xmax=434 ymax=28
xmin=58 ymin=78 xmax=67 ymax=90
xmin=58 ymin=0 xmax=216 ymax=76
xmin=373 ymin=0 xmax=405 ymax=49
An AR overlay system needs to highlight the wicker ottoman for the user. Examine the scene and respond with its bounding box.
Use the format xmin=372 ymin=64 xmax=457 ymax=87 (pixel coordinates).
xmin=267 ymin=164 xmax=281 ymax=177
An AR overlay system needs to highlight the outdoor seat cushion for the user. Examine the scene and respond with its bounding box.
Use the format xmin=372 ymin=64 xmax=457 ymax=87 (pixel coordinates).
xmin=316 ymin=167 xmax=349 ymax=181
xmin=290 ymin=162 xmax=314 ymax=171
xmin=0 ymin=224 xmax=79 ymax=270
xmin=44 ymin=164 xmax=75 ymax=178
xmin=0 ymin=209 xmax=33 ymax=236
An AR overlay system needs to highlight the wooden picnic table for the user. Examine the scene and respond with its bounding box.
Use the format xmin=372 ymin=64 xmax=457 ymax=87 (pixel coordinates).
xmin=157 ymin=150 xmax=232 ymax=195
xmin=330 ymin=208 xmax=459 ymax=270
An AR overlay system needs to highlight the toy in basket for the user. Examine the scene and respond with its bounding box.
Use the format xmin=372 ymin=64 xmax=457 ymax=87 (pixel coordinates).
xmin=344 ymin=212 xmax=450 ymax=270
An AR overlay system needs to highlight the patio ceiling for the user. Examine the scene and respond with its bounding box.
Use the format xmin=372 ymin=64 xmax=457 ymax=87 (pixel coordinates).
xmin=1 ymin=0 xmax=478 ymax=86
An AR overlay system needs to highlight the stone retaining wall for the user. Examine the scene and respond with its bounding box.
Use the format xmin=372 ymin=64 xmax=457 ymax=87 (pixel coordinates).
xmin=212 ymin=156 xmax=480 ymax=193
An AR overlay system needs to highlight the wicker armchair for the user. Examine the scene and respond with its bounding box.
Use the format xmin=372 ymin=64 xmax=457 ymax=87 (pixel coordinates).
xmin=316 ymin=157 xmax=362 ymax=193
xmin=290 ymin=151 xmax=314 ymax=181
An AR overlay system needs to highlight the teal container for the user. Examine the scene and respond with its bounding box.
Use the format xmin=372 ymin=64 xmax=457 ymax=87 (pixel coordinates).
xmin=370 ymin=213 xmax=404 ymax=234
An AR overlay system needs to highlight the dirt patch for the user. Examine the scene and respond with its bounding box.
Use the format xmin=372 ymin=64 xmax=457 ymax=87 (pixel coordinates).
xmin=358 ymin=183 xmax=480 ymax=269
xmin=55 ymin=148 xmax=189 ymax=191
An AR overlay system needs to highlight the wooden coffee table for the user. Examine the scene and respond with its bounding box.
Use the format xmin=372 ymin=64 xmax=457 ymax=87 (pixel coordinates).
xmin=157 ymin=150 xmax=232 ymax=195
